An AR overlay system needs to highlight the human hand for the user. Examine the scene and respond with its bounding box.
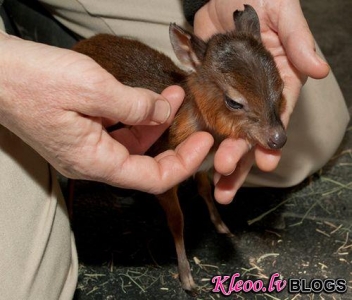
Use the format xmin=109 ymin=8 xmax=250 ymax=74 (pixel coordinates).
xmin=0 ymin=33 xmax=214 ymax=194
xmin=194 ymin=0 xmax=330 ymax=203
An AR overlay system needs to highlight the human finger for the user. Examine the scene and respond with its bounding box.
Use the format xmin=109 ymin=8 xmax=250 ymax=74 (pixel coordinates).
xmin=103 ymin=132 xmax=214 ymax=194
xmin=254 ymin=146 xmax=281 ymax=172
xmin=214 ymin=149 xmax=255 ymax=204
xmin=214 ymin=138 xmax=250 ymax=176
xmin=66 ymin=68 xmax=175 ymax=126
xmin=109 ymin=86 xmax=185 ymax=154
xmin=275 ymin=0 xmax=330 ymax=79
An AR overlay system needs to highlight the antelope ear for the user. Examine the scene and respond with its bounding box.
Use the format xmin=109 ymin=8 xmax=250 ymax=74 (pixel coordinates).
xmin=169 ymin=23 xmax=207 ymax=72
xmin=233 ymin=5 xmax=261 ymax=41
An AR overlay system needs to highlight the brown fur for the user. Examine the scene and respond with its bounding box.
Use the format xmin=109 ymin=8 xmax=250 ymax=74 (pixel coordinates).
xmin=73 ymin=5 xmax=286 ymax=294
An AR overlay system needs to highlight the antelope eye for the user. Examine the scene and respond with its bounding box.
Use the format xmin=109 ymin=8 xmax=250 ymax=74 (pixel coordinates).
xmin=224 ymin=95 xmax=243 ymax=110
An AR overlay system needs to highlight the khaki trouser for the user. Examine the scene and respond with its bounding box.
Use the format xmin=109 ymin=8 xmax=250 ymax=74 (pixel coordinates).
xmin=0 ymin=1 xmax=349 ymax=299
xmin=0 ymin=127 xmax=78 ymax=300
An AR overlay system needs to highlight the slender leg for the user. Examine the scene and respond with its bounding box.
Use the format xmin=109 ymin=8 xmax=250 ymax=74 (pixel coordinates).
xmin=195 ymin=172 xmax=233 ymax=236
xmin=156 ymin=187 xmax=197 ymax=293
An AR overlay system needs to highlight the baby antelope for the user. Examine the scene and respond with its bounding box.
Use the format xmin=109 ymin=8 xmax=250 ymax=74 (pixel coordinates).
xmin=73 ymin=5 xmax=286 ymax=294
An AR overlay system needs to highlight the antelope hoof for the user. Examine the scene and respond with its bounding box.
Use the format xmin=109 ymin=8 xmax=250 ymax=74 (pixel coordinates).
xmin=181 ymin=274 xmax=198 ymax=296
xmin=215 ymin=221 xmax=234 ymax=237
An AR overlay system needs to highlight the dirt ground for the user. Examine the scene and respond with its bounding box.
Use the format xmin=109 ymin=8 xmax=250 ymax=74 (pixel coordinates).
xmin=69 ymin=1 xmax=352 ymax=299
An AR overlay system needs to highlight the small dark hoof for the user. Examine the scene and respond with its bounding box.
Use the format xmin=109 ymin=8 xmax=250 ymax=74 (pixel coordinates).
xmin=215 ymin=222 xmax=233 ymax=237
xmin=181 ymin=277 xmax=198 ymax=297
xmin=184 ymin=287 xmax=199 ymax=297
xmin=224 ymin=231 xmax=235 ymax=238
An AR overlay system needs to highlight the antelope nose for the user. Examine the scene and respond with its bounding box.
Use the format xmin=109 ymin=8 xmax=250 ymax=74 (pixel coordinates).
xmin=267 ymin=128 xmax=287 ymax=149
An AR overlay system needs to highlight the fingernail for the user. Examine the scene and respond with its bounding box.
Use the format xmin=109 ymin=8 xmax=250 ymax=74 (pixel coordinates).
xmin=224 ymin=169 xmax=235 ymax=176
xmin=213 ymin=172 xmax=221 ymax=185
xmin=153 ymin=99 xmax=171 ymax=123
xmin=316 ymin=54 xmax=328 ymax=66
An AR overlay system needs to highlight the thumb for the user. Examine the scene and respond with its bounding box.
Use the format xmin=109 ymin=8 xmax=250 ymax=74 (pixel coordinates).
xmin=96 ymin=80 xmax=179 ymax=126
xmin=278 ymin=0 xmax=330 ymax=79
xmin=72 ymin=67 xmax=180 ymax=126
